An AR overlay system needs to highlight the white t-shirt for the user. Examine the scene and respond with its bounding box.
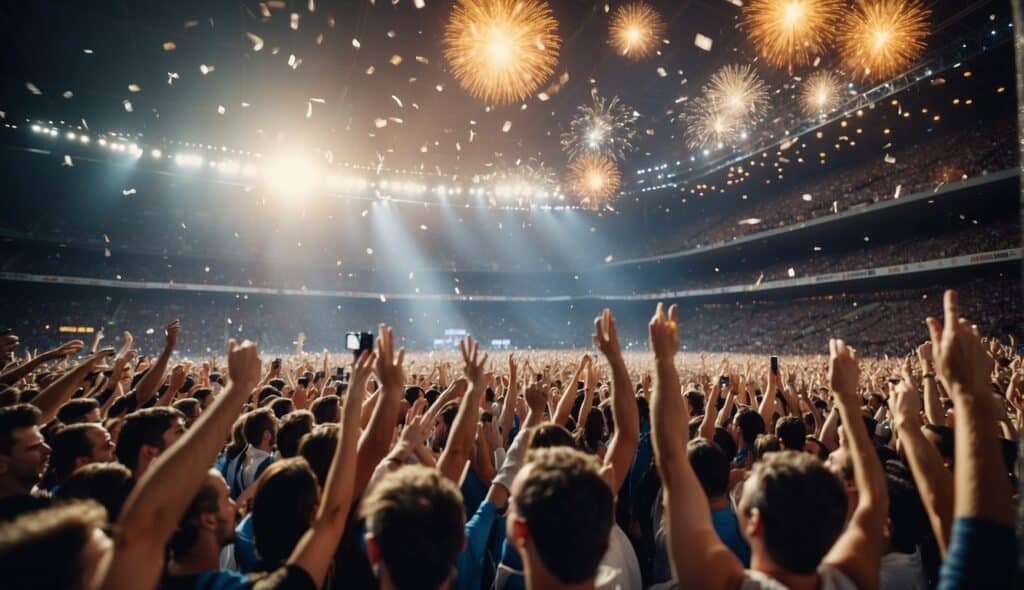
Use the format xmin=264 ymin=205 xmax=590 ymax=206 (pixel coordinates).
xmin=740 ymin=565 xmax=859 ymax=590
xmin=595 ymin=524 xmax=642 ymax=590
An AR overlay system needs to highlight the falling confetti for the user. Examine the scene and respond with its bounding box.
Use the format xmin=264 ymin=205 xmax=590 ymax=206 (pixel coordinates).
xmin=122 ymin=188 xmax=137 ymax=196
xmin=123 ymin=100 xmax=133 ymax=112
xmin=247 ymin=32 xmax=265 ymax=51
xmin=162 ymin=41 xmax=177 ymax=51
xmin=63 ymin=155 xmax=74 ymax=167
xmin=694 ymin=33 xmax=713 ymax=51
xmin=25 ymin=82 xmax=42 ymax=95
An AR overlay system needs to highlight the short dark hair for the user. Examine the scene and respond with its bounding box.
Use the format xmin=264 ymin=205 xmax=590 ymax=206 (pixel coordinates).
xmin=46 ymin=424 xmax=99 ymax=487
xmin=269 ymin=397 xmax=294 ymax=419
xmin=169 ymin=474 xmax=221 ymax=559
xmin=311 ymin=395 xmax=340 ymax=424
xmin=277 ymin=411 xmax=314 ymax=459
xmin=361 ymin=466 xmax=465 ymax=590
xmin=684 ymin=390 xmax=705 ymax=416
xmin=57 ymin=463 xmax=134 ymax=522
xmin=191 ymin=387 xmax=213 ymax=405
xmin=56 ymin=399 xmax=100 ymax=425
xmin=688 ymin=438 xmax=729 ymax=499
xmin=713 ymin=426 xmax=738 ymax=462
xmin=299 ymin=424 xmax=338 ymax=485
xmin=0 ymin=500 xmax=107 ymax=590
xmin=527 ymin=423 xmax=576 ymax=450
xmin=775 ymin=416 xmax=807 ymax=451
xmin=171 ymin=398 xmax=200 ymax=421
xmin=252 ymin=458 xmax=319 ymax=570
xmin=0 ymin=404 xmax=41 ymax=455
xmin=884 ymin=460 xmax=927 ymax=554
xmin=267 ymin=378 xmax=286 ymax=392
xmin=734 ymin=407 xmax=765 ymax=447
xmin=115 ymin=407 xmax=184 ymax=471
xmin=243 ymin=409 xmax=276 ymax=447
xmin=258 ymin=385 xmax=281 ymax=406
xmin=516 ymin=447 xmax=612 ymax=584
xmin=741 ymin=451 xmax=847 ymax=574
xmin=753 ymin=434 xmax=782 ymax=461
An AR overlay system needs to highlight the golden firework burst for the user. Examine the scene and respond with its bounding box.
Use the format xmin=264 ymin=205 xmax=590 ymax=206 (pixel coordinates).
xmin=442 ymin=0 xmax=562 ymax=104
xmin=800 ymin=70 xmax=844 ymax=116
xmin=838 ymin=0 xmax=930 ymax=81
xmin=682 ymin=97 xmax=740 ymax=151
xmin=705 ymin=64 xmax=770 ymax=122
xmin=568 ymin=154 xmax=622 ymax=207
xmin=742 ymin=0 xmax=843 ymax=68
xmin=609 ymin=3 xmax=665 ymax=61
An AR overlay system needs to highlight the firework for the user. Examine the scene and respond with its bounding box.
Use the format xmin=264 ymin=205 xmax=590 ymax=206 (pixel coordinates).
xmin=800 ymin=70 xmax=843 ymax=116
xmin=495 ymin=161 xmax=560 ymax=201
xmin=838 ymin=0 xmax=930 ymax=81
xmin=705 ymin=64 xmax=770 ymax=123
xmin=609 ymin=3 xmax=665 ymax=60
xmin=561 ymin=89 xmax=639 ymax=161
xmin=568 ymin=154 xmax=621 ymax=208
xmin=442 ymin=0 xmax=561 ymax=104
xmin=681 ymin=97 xmax=740 ymax=151
xmin=742 ymin=0 xmax=842 ymax=68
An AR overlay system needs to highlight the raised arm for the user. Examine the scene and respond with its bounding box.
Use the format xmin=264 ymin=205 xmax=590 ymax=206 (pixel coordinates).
xmin=101 ymin=340 xmax=261 ymax=590
xmin=699 ymin=379 xmax=721 ymax=440
xmin=928 ymin=290 xmax=1015 ymax=588
xmin=822 ymin=339 xmax=888 ymax=590
xmin=355 ymin=324 xmax=405 ymax=497
xmin=650 ymin=303 xmax=744 ymax=590
xmin=32 ymin=348 xmax=114 ymax=423
xmin=890 ymin=365 xmax=953 ymax=555
xmin=438 ymin=336 xmax=488 ymax=484
xmin=497 ymin=354 xmax=518 ymax=446
xmin=133 ymin=320 xmax=180 ymax=407
xmin=552 ymin=354 xmax=589 ymax=428
xmin=917 ymin=342 xmax=944 ymax=425
xmin=0 ymin=340 xmax=84 ymax=385
xmin=593 ymin=308 xmax=640 ymax=493
xmin=288 ymin=349 xmax=375 ymax=587
xmin=575 ymin=360 xmax=598 ymax=434
xmin=758 ymin=370 xmax=779 ymax=434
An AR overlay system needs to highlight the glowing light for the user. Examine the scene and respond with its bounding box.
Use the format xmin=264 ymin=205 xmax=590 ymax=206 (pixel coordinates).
xmin=705 ymin=64 xmax=769 ymax=122
xmin=217 ymin=160 xmax=240 ymax=175
xmin=609 ymin=3 xmax=664 ymax=60
xmin=174 ymin=153 xmax=204 ymax=167
xmin=79 ymin=135 xmax=90 ymax=144
xmin=31 ymin=124 xmax=41 ymax=133
xmin=561 ymin=89 xmax=638 ymax=161
xmin=742 ymin=0 xmax=842 ymax=67
xmin=443 ymin=0 xmax=561 ymax=104
xmin=66 ymin=132 xmax=76 ymax=140
xmin=568 ymin=154 xmax=621 ymax=208
xmin=838 ymin=0 xmax=930 ymax=81
xmin=263 ymin=152 xmax=323 ymax=199
xmin=801 ymin=70 xmax=843 ymax=115
xmin=151 ymin=149 xmax=163 ymax=159
xmin=682 ymin=97 xmax=739 ymax=151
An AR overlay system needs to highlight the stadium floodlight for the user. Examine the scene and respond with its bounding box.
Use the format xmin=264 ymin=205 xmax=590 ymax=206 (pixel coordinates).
xmin=66 ymin=132 xmax=76 ymax=140
xmin=48 ymin=128 xmax=59 ymax=137
xmin=80 ymin=135 xmax=90 ymax=144
xmin=98 ymin=138 xmax=107 ymax=146
xmin=217 ymin=160 xmax=240 ymax=175
xmin=31 ymin=124 xmax=41 ymax=133
xmin=262 ymin=151 xmax=323 ymax=199
xmin=151 ymin=149 xmax=163 ymax=159
xmin=174 ymin=153 xmax=203 ymax=167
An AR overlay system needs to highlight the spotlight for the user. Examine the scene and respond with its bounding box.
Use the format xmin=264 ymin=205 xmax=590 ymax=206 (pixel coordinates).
xmin=217 ymin=160 xmax=240 ymax=175
xmin=151 ymin=149 xmax=163 ymax=159
xmin=174 ymin=153 xmax=203 ymax=167
xmin=98 ymin=138 xmax=107 ymax=146
xmin=31 ymin=124 xmax=41 ymax=133
xmin=80 ymin=135 xmax=90 ymax=144
xmin=262 ymin=152 xmax=323 ymax=199
xmin=66 ymin=132 xmax=76 ymax=140
xmin=48 ymin=128 xmax=58 ymax=137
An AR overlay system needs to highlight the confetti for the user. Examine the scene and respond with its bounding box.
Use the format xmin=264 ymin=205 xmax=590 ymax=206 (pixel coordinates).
xmin=694 ymin=33 xmax=713 ymax=51
xmin=413 ymin=0 xmax=425 ymax=7
xmin=25 ymin=82 xmax=42 ymax=95
xmin=83 ymin=48 xmax=94 ymax=54
xmin=366 ymin=247 xmax=374 ymax=254
xmin=162 ymin=41 xmax=177 ymax=51
xmin=787 ymin=267 xmax=796 ymax=278
xmin=62 ymin=155 xmax=73 ymax=167
xmin=604 ymin=255 xmax=614 ymax=263
xmin=415 ymin=56 xmax=429 ymax=64
xmin=128 ymin=83 xmax=141 ymax=93
xmin=391 ymin=95 xmax=403 ymax=108
xmin=801 ymin=193 xmax=812 ymax=202
xmin=374 ymin=118 xmax=388 ymax=128
xmin=656 ymin=67 xmax=667 ymax=77
xmin=290 ymin=12 xmax=300 ymax=29
xmin=389 ymin=54 xmax=403 ymax=66
xmin=502 ymin=120 xmax=512 ymax=133
xmin=366 ymin=66 xmax=376 ymax=75
xmin=883 ymin=153 xmax=896 ymax=164
xmin=352 ymin=38 xmax=361 ymax=49
xmin=199 ymin=64 xmax=214 ymax=75
xmin=62 ymin=90 xmax=73 ymax=99
xmin=167 ymin=72 xmax=180 ymax=85
xmin=122 ymin=188 xmax=137 ymax=196
xmin=217 ymin=105 xmax=226 ymax=115
xmin=247 ymin=32 xmax=264 ymax=51
xmin=123 ymin=99 xmax=133 ymax=112
xmin=104 ymin=248 xmax=111 ymax=258
xmin=145 ymin=328 xmax=155 ymax=335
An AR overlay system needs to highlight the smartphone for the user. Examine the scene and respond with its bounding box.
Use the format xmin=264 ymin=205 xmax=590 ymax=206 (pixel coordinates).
xmin=346 ymin=332 xmax=374 ymax=359
xmin=720 ymin=375 xmax=730 ymax=386
xmin=272 ymin=358 xmax=282 ymax=369
xmin=770 ymin=356 xmax=779 ymax=375
xmin=314 ymin=370 xmax=325 ymax=384
xmin=481 ymin=411 xmax=493 ymax=423
xmin=180 ymin=375 xmax=195 ymax=393
xmin=887 ymin=378 xmax=901 ymax=385
xmin=298 ymin=376 xmax=310 ymax=388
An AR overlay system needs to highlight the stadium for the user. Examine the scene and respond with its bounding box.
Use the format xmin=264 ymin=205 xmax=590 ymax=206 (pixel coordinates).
xmin=0 ymin=1 xmax=1021 ymax=589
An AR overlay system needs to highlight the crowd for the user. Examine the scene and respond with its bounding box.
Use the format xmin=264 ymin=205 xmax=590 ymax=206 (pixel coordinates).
xmin=630 ymin=119 xmax=1017 ymax=258
xmin=0 ymin=286 xmax=1018 ymax=589
xmin=0 ymin=273 xmax=1019 ymax=357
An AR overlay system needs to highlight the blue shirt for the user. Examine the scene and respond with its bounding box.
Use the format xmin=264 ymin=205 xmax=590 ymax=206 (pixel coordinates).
xmin=455 ymin=500 xmax=499 ymax=590
xmin=711 ymin=506 xmax=751 ymax=567
xmin=938 ymin=517 xmax=1015 ymax=590
xmin=233 ymin=514 xmax=259 ymax=574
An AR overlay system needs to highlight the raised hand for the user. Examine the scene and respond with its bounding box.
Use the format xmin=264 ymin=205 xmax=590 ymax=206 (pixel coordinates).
xmin=593 ymin=308 xmax=622 ymax=359
xmin=227 ymin=339 xmax=261 ymax=388
xmin=349 ymin=349 xmax=377 ymax=400
xmin=460 ymin=335 xmax=488 ymax=386
xmin=375 ymin=323 xmax=406 ymax=392
xmin=829 ymin=338 xmax=861 ymax=400
xmin=649 ymin=302 xmax=679 ymax=361
xmin=43 ymin=339 xmax=85 ymax=361
xmin=524 ymin=382 xmax=549 ymax=415
xmin=890 ymin=365 xmax=923 ymax=428
xmin=926 ymin=290 xmax=993 ymax=397
xmin=164 ymin=320 xmax=181 ymax=349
